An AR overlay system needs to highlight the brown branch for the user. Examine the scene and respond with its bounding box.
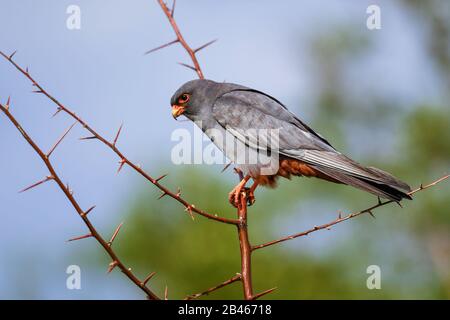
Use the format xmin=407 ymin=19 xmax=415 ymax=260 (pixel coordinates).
xmin=143 ymin=271 xmax=157 ymax=286
xmin=237 ymin=195 xmax=254 ymax=299
xmin=155 ymin=0 xmax=213 ymax=79
xmin=0 ymin=50 xmax=238 ymax=226
xmin=0 ymin=103 xmax=160 ymax=300
xmin=156 ymin=0 xmax=257 ymax=300
xmin=251 ymin=287 xmax=277 ymax=300
xmin=252 ymin=174 xmax=450 ymax=251
xmin=184 ymin=274 xmax=241 ymax=300
xmin=5 ymin=2 xmax=445 ymax=301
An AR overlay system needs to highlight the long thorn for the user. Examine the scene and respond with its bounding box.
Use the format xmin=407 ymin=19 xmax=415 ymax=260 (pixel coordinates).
xmin=185 ymin=205 xmax=195 ymax=221
xmin=108 ymin=222 xmax=124 ymax=246
xmin=66 ymin=233 xmax=93 ymax=242
xmin=51 ymin=107 xmax=62 ymax=118
xmin=164 ymin=286 xmax=168 ymax=300
xmin=155 ymin=174 xmax=167 ymax=182
xmin=142 ymin=272 xmax=157 ymax=286
xmin=79 ymin=136 xmax=97 ymax=140
xmin=9 ymin=50 xmax=17 ymax=59
xmin=184 ymin=274 xmax=241 ymax=300
xmin=19 ymin=176 xmax=53 ymax=193
xmin=221 ymin=162 xmax=232 ymax=173
xmin=194 ymin=39 xmax=217 ymax=53
xmin=47 ymin=122 xmax=77 ymax=157
xmin=177 ymin=62 xmax=197 ymax=72
xmin=5 ymin=96 xmax=11 ymax=110
xmin=81 ymin=205 xmax=96 ymax=218
xmin=107 ymin=261 xmax=119 ymax=273
xmin=117 ymin=159 xmax=126 ymax=174
xmin=113 ymin=123 xmax=123 ymax=146
xmin=158 ymin=191 xmax=168 ymax=200
xmin=144 ymin=39 xmax=179 ymax=55
xmin=251 ymin=287 xmax=277 ymax=300
xmin=171 ymin=0 xmax=176 ymax=16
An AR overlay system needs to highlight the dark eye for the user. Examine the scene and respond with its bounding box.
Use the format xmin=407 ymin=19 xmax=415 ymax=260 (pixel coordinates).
xmin=178 ymin=93 xmax=190 ymax=104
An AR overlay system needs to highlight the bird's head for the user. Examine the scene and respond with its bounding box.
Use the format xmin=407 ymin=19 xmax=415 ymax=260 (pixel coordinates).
xmin=170 ymin=79 xmax=217 ymax=120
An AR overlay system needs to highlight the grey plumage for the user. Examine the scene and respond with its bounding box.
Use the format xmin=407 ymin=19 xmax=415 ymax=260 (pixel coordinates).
xmin=170 ymin=79 xmax=412 ymax=201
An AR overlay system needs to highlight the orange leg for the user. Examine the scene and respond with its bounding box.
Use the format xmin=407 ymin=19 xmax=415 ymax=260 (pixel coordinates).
xmin=228 ymin=175 xmax=251 ymax=208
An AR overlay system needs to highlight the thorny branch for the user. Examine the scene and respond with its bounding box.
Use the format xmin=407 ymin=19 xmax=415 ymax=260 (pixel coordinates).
xmin=252 ymin=174 xmax=450 ymax=251
xmin=0 ymin=102 xmax=160 ymax=300
xmin=150 ymin=0 xmax=216 ymax=79
xmin=236 ymin=193 xmax=254 ymax=299
xmin=153 ymin=0 xmax=449 ymax=299
xmin=1 ymin=0 xmax=449 ymax=300
xmin=184 ymin=274 xmax=242 ymax=300
xmin=0 ymin=50 xmax=238 ymax=226
xmin=152 ymin=0 xmax=259 ymax=299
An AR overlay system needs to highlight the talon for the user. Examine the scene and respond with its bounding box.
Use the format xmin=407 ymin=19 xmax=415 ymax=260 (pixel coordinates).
xmin=235 ymin=187 xmax=246 ymax=208
xmin=228 ymin=190 xmax=238 ymax=208
xmin=228 ymin=175 xmax=251 ymax=208
xmin=228 ymin=187 xmax=243 ymax=208
xmin=246 ymin=188 xmax=256 ymax=206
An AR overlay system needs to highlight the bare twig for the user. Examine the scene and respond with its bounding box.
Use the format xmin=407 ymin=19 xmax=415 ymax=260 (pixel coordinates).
xmin=185 ymin=274 xmax=241 ymax=300
xmin=252 ymin=174 xmax=450 ymax=251
xmin=0 ymin=50 xmax=238 ymax=226
xmin=252 ymin=287 xmax=277 ymax=300
xmin=0 ymin=102 xmax=160 ymax=300
xmin=155 ymin=0 xmax=216 ymax=79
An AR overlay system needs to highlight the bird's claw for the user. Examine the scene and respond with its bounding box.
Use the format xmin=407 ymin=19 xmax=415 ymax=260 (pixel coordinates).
xmin=228 ymin=187 xmax=255 ymax=208
xmin=246 ymin=188 xmax=256 ymax=206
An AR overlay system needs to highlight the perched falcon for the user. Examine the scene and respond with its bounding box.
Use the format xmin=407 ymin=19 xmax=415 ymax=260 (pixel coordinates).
xmin=170 ymin=79 xmax=411 ymax=207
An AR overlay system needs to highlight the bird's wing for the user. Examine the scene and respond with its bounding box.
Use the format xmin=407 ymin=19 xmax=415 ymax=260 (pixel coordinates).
xmin=212 ymin=89 xmax=335 ymax=152
xmin=217 ymin=88 xmax=336 ymax=149
xmin=211 ymin=90 xmax=409 ymax=189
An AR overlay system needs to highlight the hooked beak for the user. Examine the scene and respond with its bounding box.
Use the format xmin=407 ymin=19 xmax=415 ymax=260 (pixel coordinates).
xmin=171 ymin=105 xmax=185 ymax=119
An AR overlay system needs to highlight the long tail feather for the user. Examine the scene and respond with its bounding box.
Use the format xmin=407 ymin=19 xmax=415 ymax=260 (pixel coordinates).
xmin=311 ymin=163 xmax=412 ymax=202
